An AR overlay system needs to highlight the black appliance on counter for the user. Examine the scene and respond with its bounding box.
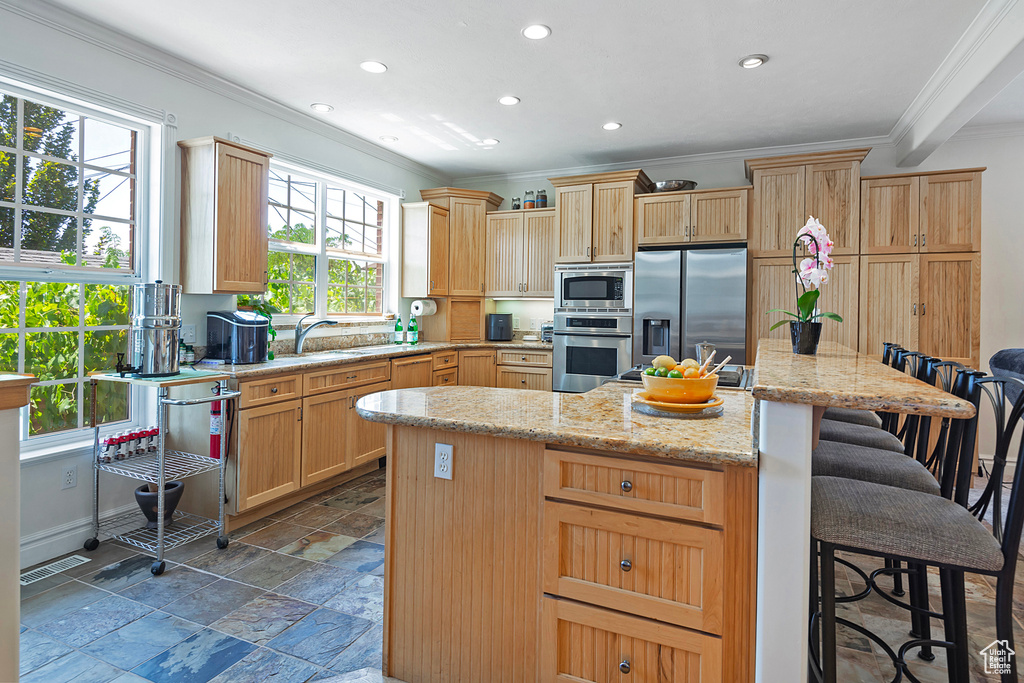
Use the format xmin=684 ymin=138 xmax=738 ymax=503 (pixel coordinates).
xmin=207 ymin=311 xmax=269 ymax=364
xmin=486 ymin=313 xmax=513 ymax=341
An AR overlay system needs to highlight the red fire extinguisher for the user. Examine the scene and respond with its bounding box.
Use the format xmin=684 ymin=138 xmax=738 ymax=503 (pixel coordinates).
xmin=210 ymin=386 xmax=222 ymax=459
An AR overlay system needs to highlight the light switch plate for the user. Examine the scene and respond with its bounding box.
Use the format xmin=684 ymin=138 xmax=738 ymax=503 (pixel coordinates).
xmin=181 ymin=324 xmax=196 ymax=344
xmin=434 ymin=443 xmax=453 ymax=480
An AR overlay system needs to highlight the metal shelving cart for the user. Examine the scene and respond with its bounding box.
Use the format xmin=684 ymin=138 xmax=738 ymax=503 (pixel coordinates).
xmin=86 ymin=369 xmax=240 ymax=575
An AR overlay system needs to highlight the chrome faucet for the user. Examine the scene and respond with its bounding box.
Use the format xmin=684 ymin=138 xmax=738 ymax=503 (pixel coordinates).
xmin=295 ymin=313 xmax=339 ymax=354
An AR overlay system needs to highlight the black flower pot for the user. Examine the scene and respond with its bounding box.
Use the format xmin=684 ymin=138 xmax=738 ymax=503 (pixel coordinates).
xmin=790 ymin=321 xmax=822 ymax=355
xmin=134 ymin=481 xmax=184 ymax=529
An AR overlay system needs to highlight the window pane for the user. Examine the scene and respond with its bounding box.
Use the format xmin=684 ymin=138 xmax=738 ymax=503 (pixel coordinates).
xmin=327 ymin=286 xmax=344 ymax=314
xmin=344 ymin=221 xmax=365 ymax=254
xmin=25 ymin=282 xmax=78 ymax=327
xmin=288 ymin=177 xmax=317 ymax=216
xmin=0 ymin=150 xmax=14 ymax=201
xmin=83 ymin=221 xmax=132 ymax=269
xmin=29 ymin=382 xmax=78 ymax=436
xmin=0 ymin=207 xmax=12 ymax=252
xmin=26 ymin=331 xmax=79 ymax=380
xmin=0 ymin=281 xmax=20 ymax=328
xmin=0 ymin=94 xmax=15 ymax=149
xmin=83 ymin=117 xmax=134 ymax=172
xmin=85 ymin=168 xmax=133 ymax=221
xmin=84 ymin=380 xmax=129 ymax=427
xmin=20 ymin=209 xmax=77 ymax=263
xmin=84 ymin=284 xmax=130 ymax=325
xmin=291 ymin=284 xmax=314 ymax=314
xmin=0 ymin=332 xmax=16 ymax=371
xmin=84 ymin=329 xmax=126 ymax=373
xmin=22 ymin=100 xmax=79 ymax=160
xmin=266 ymin=281 xmax=290 ymax=314
xmin=325 ymin=186 xmax=345 ymax=221
xmin=345 ymin=192 xmax=365 ymax=223
xmin=328 ymin=258 xmax=347 ymax=285
xmin=22 ymin=157 xmax=79 ymax=210
xmin=325 ymin=216 xmax=346 ymax=250
xmin=293 ymin=254 xmax=315 ymax=282
xmin=367 ymin=288 xmax=383 ymax=314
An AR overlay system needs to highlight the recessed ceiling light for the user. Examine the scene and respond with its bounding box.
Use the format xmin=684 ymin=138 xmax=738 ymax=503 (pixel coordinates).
xmin=602 ymin=122 xmax=622 ymax=131
xmin=498 ymin=96 xmax=521 ymax=106
xmin=360 ymin=61 xmax=388 ymax=73
xmin=522 ymin=24 xmax=551 ymax=40
xmin=310 ymin=103 xmax=334 ymax=113
xmin=379 ymin=135 xmax=399 ymax=144
xmin=739 ymin=54 xmax=768 ymax=69
xmin=482 ymin=138 xmax=500 ymax=145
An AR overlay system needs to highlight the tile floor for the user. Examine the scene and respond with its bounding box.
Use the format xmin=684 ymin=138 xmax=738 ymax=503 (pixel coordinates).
xmin=20 ymin=467 xmax=391 ymax=683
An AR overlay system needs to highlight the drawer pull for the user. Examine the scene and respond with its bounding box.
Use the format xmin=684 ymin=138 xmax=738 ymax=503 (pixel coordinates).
xmin=521 ymin=379 xmax=526 ymax=384
xmin=620 ymin=480 xmax=633 ymax=492
xmin=348 ymin=375 xmax=357 ymax=380
xmin=521 ymin=356 xmax=527 ymax=361
xmin=619 ymin=660 xmax=631 ymax=674
xmin=620 ymin=559 xmax=632 ymax=572
xmin=270 ymin=387 xmax=278 ymax=394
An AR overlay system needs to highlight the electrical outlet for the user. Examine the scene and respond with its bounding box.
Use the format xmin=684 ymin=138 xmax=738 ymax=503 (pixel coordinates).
xmin=61 ymin=465 xmax=77 ymax=490
xmin=531 ymin=318 xmax=539 ymax=330
xmin=181 ymin=324 xmax=196 ymax=343
xmin=434 ymin=443 xmax=453 ymax=480
xmin=513 ymin=317 xmax=521 ymax=330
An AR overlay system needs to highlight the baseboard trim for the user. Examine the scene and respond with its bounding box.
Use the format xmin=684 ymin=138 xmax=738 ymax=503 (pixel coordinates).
xmin=20 ymin=501 xmax=137 ymax=570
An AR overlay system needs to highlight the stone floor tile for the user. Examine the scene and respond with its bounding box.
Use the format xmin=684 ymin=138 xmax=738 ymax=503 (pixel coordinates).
xmin=19 ymin=628 xmax=73 ymax=676
xmin=323 ymin=541 xmax=384 ymax=574
xmin=81 ymin=610 xmax=202 ymax=670
xmin=268 ymin=501 xmax=316 ymax=521
xmin=20 ymin=650 xmax=123 ymax=683
xmin=355 ymin=498 xmax=386 ymax=519
xmin=321 ymin=490 xmax=382 ymax=512
xmin=20 ymin=571 xmax=73 ymax=601
xmin=273 ymin=563 xmax=360 ymax=605
xmin=67 ymin=543 xmax=140 ymax=577
xmin=186 ymin=542 xmax=269 ymax=575
xmin=327 ymin=623 xmax=384 ymax=672
xmin=207 ymin=647 xmax=320 ymax=683
xmin=363 ymin=525 xmax=386 ymax=544
xmin=226 ymin=517 xmax=276 ymax=541
xmin=833 ymin=646 xmax=883 ymax=682
xmin=279 ymin=531 xmax=358 ymax=561
xmin=324 ymin=575 xmax=384 ymax=623
xmin=266 ymin=607 xmax=373 ymax=667
xmin=226 ymin=552 xmax=315 ymax=591
xmin=304 ymin=485 xmax=351 ymax=504
xmin=284 ymin=505 xmax=349 ymax=529
xmin=117 ymin=564 xmax=218 ymax=608
xmin=237 ymin=522 xmax=318 ymax=551
xmin=20 ymin=579 xmax=107 ymax=628
xmin=321 ymin=513 xmax=384 ymax=540
xmin=37 ymin=594 xmax=152 ymax=647
xmin=210 ymin=593 xmax=317 ymax=645
xmin=84 ymin=555 xmax=161 ymax=592
xmin=162 ymin=537 xmax=224 ymax=563
xmin=109 ymin=673 xmax=151 ymax=683
xmin=162 ymin=579 xmax=265 ymax=626
xmin=131 ymin=627 xmax=256 ymax=683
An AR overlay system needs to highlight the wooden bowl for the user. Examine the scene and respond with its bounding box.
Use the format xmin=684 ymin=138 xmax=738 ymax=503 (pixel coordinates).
xmin=640 ymin=373 xmax=719 ymax=403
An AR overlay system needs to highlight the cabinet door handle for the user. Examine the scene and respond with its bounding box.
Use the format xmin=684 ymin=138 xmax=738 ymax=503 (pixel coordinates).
xmin=430 ymin=279 xmax=434 ymax=289
xmin=297 ymin=407 xmax=302 ymax=421
xmin=620 ymin=559 xmax=632 ymax=572
xmin=620 ymin=480 xmax=633 ymax=492
xmin=913 ymin=303 xmax=917 ymax=316
xmin=913 ymin=234 xmax=917 ymax=247
xmin=619 ymin=660 xmax=631 ymax=674
xmin=586 ymin=247 xmax=590 ymax=258
xmin=921 ymin=303 xmax=926 ymax=315
xmin=481 ymin=283 xmax=484 ymax=293
xmin=921 ymin=233 xmax=926 ymax=246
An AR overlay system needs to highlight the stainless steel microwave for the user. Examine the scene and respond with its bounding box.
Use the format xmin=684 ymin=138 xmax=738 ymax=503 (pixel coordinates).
xmin=554 ymin=263 xmax=633 ymax=310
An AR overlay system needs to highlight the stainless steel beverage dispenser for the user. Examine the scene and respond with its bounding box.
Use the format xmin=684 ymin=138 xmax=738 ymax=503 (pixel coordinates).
xmin=117 ymin=281 xmax=182 ymax=377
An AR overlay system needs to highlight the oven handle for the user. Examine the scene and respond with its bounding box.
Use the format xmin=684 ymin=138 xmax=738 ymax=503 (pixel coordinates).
xmin=554 ymin=332 xmax=631 ymax=339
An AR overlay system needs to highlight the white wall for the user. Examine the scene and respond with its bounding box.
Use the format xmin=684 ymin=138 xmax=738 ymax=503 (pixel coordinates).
xmin=1 ymin=3 xmax=452 ymax=567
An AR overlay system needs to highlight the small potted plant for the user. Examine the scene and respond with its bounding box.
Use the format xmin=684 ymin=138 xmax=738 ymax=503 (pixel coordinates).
xmin=767 ymin=216 xmax=843 ymax=354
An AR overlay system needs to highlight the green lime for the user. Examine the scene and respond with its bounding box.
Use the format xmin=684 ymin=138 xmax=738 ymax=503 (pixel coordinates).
xmin=655 ymin=366 xmax=669 ymax=377
xmin=667 ymin=368 xmax=684 ymax=378
xmin=643 ymin=367 xmax=656 ymax=376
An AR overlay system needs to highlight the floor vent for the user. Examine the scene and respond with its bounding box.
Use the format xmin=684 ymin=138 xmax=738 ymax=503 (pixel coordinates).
xmin=20 ymin=555 xmax=90 ymax=585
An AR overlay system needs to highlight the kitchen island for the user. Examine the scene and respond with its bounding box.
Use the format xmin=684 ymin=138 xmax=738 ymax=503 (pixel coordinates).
xmin=357 ymin=340 xmax=973 ymax=683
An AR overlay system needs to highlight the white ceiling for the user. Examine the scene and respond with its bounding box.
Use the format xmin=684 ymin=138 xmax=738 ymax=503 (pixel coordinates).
xmin=41 ymin=0 xmax=1017 ymax=178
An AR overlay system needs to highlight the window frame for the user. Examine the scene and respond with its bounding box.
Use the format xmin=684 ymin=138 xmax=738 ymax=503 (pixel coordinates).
xmin=264 ymin=160 xmax=393 ymax=322
xmin=0 ymin=82 xmax=155 ymax=450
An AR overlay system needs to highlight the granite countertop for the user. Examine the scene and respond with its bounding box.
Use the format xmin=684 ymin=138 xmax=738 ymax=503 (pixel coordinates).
xmin=196 ymin=341 xmax=553 ymax=379
xmin=356 ymin=381 xmax=757 ymax=467
xmin=752 ymin=339 xmax=975 ymax=418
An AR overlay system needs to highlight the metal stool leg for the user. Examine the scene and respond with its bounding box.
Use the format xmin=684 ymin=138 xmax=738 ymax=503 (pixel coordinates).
xmin=820 ymin=542 xmax=838 ymax=682
xmin=996 ymin=576 xmax=1017 ymax=683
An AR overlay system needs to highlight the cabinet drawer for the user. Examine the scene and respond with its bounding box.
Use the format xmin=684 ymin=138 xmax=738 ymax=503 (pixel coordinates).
xmin=544 ymin=502 xmax=723 ymax=634
xmin=541 ymin=597 xmax=723 ymax=683
xmin=496 ymin=365 xmax=551 ymax=391
xmin=544 ymin=449 xmax=725 ymax=525
xmin=431 ymin=351 xmax=458 ymax=370
xmin=496 ymin=349 xmax=552 ymax=367
xmin=432 ymin=367 xmax=458 ymax=386
xmin=303 ymin=360 xmax=390 ymax=396
xmin=238 ymin=373 xmax=301 ymax=409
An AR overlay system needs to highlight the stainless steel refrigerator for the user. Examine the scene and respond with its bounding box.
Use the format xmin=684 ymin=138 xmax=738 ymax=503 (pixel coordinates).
xmin=632 ymin=246 xmax=747 ymax=366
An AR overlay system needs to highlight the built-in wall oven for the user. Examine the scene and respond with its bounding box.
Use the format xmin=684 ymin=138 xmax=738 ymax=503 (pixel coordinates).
xmin=555 ymin=264 xmax=632 ymax=310
xmin=553 ymin=313 xmax=633 ymax=393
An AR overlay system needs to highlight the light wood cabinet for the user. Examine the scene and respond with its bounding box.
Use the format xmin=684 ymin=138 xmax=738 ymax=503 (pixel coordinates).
xmin=390 ymin=354 xmax=433 ymax=389
xmin=458 ymin=349 xmax=496 ymax=387
xmin=433 ymin=367 xmax=458 ymax=386
xmin=485 ymin=209 xmax=557 ymax=297
xmin=303 ymin=361 xmax=389 ymax=396
xmin=238 ymin=373 xmax=301 ymax=409
xmin=550 ymin=170 xmax=650 ymax=264
xmin=859 ymin=255 xmax=919 ymax=359
xmin=497 ymin=365 xmax=552 ymax=391
xmin=496 ymin=349 xmax=553 ymax=367
xmin=235 ymin=399 xmax=302 ymax=511
xmin=420 ymin=187 xmax=503 ymax=297
xmin=746 ymin=149 xmax=868 ymax=257
xmin=401 ymin=202 xmax=449 ymax=297
xmin=345 ymin=381 xmax=389 ymax=469
xmin=300 ymin=391 xmax=349 ymax=487
xmin=861 ymin=170 xmax=983 ymax=254
xmin=636 ymin=187 xmax=750 ymax=246
xmin=178 ymin=136 xmax=270 ymax=294
xmin=420 ymin=297 xmax=485 ymax=342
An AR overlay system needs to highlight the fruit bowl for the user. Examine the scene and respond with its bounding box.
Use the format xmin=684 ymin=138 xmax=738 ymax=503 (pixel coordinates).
xmin=640 ymin=373 xmax=719 ymax=404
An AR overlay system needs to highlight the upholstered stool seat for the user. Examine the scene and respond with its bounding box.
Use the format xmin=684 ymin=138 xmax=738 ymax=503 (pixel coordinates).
xmin=820 ymin=418 xmax=905 ymax=453
xmin=812 ymin=441 xmax=940 ymax=495
xmin=822 ymin=406 xmax=883 ymax=429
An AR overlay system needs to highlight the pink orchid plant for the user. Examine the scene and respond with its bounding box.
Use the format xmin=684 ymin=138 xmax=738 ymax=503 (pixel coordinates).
xmin=767 ymin=216 xmax=844 ymax=331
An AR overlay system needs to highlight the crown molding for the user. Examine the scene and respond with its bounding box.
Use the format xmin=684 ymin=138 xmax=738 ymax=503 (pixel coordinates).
xmin=949 ymin=121 xmax=1024 ymax=140
xmin=0 ymin=0 xmax=451 ymax=186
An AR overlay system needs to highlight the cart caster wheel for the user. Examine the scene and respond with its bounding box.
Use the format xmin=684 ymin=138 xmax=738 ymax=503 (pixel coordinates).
xmin=216 ymin=536 xmax=229 ymax=550
xmin=83 ymin=538 xmax=99 ymax=551
xmin=151 ymin=561 xmax=165 ymax=576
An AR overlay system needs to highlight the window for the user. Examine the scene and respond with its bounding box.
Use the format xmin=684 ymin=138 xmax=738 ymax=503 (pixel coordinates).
xmin=0 ymin=87 xmax=147 ymax=441
xmin=252 ymin=164 xmax=388 ymax=318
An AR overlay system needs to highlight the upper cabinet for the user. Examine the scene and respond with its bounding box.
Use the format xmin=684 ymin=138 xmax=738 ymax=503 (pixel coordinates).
xmin=861 ymin=170 xmax=983 ymax=254
xmin=178 ymin=136 xmax=271 ymax=294
xmin=635 ymin=187 xmax=749 ymax=246
xmin=745 ymin=149 xmax=868 ymax=257
xmin=401 ymin=202 xmax=449 ymax=298
xmin=420 ymin=187 xmax=503 ymax=296
xmin=550 ymin=169 xmax=650 ymax=263
xmin=485 ymin=208 xmax=556 ymax=297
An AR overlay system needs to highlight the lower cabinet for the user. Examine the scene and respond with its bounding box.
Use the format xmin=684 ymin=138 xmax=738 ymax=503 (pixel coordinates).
xmin=346 ymin=381 xmax=390 ymax=469
xmin=432 ymin=367 xmax=458 ymax=386
xmin=301 ymin=380 xmax=390 ymax=487
xmin=458 ymin=348 xmax=496 ymax=386
xmin=236 ymin=399 xmax=303 ymax=511
xmin=391 ymin=354 xmax=434 ymax=389
xmin=497 ymin=366 xmax=552 ymax=391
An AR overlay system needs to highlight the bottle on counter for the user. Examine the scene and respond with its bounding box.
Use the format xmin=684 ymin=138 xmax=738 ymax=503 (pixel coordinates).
xmin=178 ymin=340 xmax=187 ymax=364
xmin=185 ymin=345 xmax=195 ymax=363
xmin=394 ymin=316 xmax=404 ymax=344
xmin=523 ymin=190 xmax=535 ymax=209
xmin=537 ymin=189 xmax=547 ymax=208
xmin=407 ymin=315 xmax=419 ymax=345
